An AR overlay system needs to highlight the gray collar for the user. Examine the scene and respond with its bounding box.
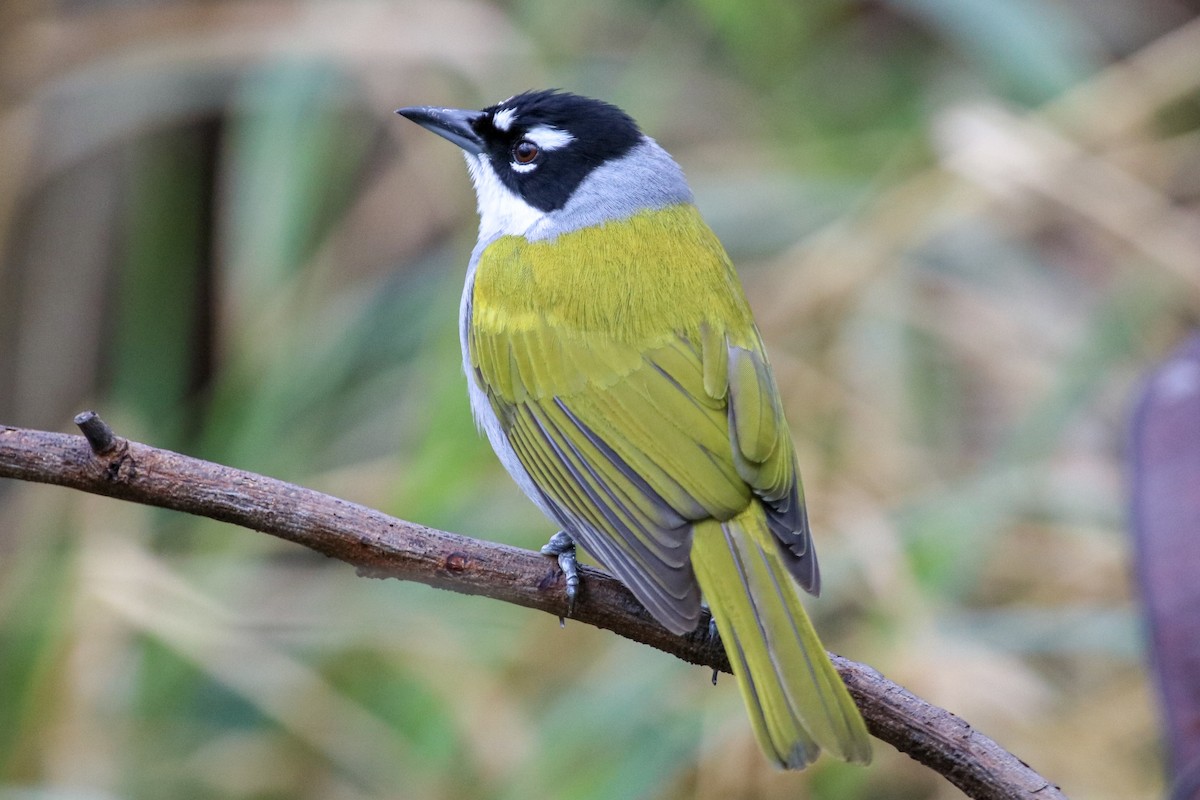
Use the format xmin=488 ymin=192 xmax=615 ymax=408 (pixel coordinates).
xmin=524 ymin=136 xmax=694 ymax=242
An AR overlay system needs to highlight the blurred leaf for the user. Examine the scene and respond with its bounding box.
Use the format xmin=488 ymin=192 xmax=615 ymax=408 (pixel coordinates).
xmin=885 ymin=0 xmax=1100 ymax=103
xmin=940 ymin=607 xmax=1141 ymax=658
xmin=112 ymin=125 xmax=216 ymax=448
xmin=0 ymin=523 xmax=75 ymax=781
xmin=224 ymin=61 xmax=377 ymax=302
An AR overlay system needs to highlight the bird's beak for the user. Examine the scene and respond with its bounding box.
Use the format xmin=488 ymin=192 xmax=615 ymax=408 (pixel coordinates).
xmin=395 ymin=106 xmax=486 ymax=155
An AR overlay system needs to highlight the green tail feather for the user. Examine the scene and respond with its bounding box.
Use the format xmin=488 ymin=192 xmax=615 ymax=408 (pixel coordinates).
xmin=691 ymin=505 xmax=872 ymax=768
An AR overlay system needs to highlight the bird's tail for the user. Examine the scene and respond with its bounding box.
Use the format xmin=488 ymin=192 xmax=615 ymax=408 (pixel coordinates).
xmin=691 ymin=504 xmax=872 ymax=768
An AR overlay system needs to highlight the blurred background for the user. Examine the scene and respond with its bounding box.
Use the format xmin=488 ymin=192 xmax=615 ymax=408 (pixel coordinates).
xmin=2 ymin=0 xmax=1199 ymax=798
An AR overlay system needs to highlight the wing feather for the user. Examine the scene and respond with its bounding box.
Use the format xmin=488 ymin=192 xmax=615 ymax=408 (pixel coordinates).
xmin=512 ymin=398 xmax=702 ymax=631
xmin=467 ymin=210 xmax=820 ymax=626
xmin=726 ymin=339 xmax=817 ymax=592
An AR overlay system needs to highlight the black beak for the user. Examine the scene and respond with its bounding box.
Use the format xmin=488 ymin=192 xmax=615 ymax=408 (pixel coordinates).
xmin=395 ymin=106 xmax=485 ymax=155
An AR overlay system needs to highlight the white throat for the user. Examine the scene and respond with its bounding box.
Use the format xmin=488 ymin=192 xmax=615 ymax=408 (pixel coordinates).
xmin=464 ymin=153 xmax=545 ymax=241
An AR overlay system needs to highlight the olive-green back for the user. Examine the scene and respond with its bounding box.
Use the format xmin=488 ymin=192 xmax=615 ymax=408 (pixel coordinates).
xmin=468 ymin=203 xmax=810 ymax=630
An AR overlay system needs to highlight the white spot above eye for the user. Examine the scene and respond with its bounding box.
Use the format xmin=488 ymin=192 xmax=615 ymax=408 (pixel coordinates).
xmin=492 ymin=107 xmax=517 ymax=132
xmin=464 ymin=153 xmax=545 ymax=240
xmin=524 ymin=125 xmax=574 ymax=151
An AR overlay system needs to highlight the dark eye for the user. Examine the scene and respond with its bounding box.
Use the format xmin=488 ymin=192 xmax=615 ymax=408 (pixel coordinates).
xmin=512 ymin=140 xmax=539 ymax=164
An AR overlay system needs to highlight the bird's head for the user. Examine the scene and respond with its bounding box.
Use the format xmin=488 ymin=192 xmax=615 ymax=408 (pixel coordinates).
xmin=397 ymin=90 xmax=691 ymax=241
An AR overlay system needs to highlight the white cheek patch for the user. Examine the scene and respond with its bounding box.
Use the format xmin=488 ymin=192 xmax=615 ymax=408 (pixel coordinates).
xmin=524 ymin=125 xmax=574 ymax=151
xmin=492 ymin=107 xmax=517 ymax=132
xmin=465 ymin=153 xmax=545 ymax=240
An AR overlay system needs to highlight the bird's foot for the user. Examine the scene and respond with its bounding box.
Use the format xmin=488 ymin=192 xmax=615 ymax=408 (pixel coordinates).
xmin=540 ymin=531 xmax=580 ymax=625
xmin=705 ymin=606 xmax=721 ymax=685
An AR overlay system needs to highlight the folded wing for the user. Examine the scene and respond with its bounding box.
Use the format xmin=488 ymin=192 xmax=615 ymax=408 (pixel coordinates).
xmin=469 ymin=311 xmax=817 ymax=633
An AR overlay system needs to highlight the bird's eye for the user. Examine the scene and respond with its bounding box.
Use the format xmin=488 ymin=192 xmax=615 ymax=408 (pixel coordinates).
xmin=512 ymin=140 xmax=539 ymax=164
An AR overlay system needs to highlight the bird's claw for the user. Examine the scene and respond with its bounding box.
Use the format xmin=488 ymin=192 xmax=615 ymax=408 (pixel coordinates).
xmin=706 ymin=610 xmax=721 ymax=685
xmin=541 ymin=531 xmax=580 ymax=624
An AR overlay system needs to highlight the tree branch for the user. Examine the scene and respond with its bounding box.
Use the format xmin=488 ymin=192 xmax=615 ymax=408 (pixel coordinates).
xmin=0 ymin=416 xmax=1066 ymax=800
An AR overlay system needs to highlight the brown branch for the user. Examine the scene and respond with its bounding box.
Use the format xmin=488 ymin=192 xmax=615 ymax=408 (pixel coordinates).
xmin=0 ymin=415 xmax=1066 ymax=800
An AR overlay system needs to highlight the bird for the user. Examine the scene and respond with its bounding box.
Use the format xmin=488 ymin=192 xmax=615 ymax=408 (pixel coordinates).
xmin=396 ymin=90 xmax=871 ymax=769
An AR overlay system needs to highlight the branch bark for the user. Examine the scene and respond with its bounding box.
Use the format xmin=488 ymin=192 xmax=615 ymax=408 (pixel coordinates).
xmin=0 ymin=416 xmax=1066 ymax=800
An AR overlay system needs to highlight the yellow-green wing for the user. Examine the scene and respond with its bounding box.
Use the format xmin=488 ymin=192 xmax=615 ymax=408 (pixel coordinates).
xmin=467 ymin=205 xmax=815 ymax=632
xmin=472 ymin=325 xmax=744 ymax=633
xmin=726 ymin=333 xmax=818 ymax=593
